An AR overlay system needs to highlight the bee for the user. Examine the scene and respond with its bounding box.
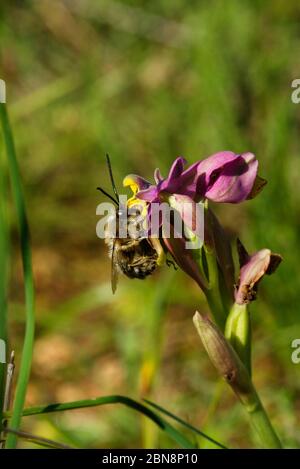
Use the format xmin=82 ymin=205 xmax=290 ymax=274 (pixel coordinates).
xmin=97 ymin=155 xmax=165 ymax=293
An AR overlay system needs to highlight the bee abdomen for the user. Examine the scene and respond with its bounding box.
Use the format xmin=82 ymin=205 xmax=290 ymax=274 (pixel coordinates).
xmin=120 ymin=257 xmax=157 ymax=279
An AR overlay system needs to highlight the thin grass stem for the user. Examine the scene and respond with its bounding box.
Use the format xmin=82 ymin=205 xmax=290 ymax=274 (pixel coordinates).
xmin=0 ymin=104 xmax=35 ymax=448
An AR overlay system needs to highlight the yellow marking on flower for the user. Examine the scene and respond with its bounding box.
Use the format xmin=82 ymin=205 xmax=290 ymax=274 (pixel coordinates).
xmin=123 ymin=175 xmax=165 ymax=265
xmin=123 ymin=174 xmax=148 ymax=216
xmin=123 ymin=175 xmax=140 ymax=196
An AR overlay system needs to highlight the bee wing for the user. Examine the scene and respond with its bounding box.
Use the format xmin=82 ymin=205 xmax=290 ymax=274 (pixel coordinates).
xmin=111 ymin=240 xmax=119 ymax=294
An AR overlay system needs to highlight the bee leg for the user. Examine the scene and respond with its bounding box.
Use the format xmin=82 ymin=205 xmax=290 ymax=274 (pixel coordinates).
xmin=166 ymin=259 xmax=178 ymax=270
xmin=149 ymin=237 xmax=166 ymax=266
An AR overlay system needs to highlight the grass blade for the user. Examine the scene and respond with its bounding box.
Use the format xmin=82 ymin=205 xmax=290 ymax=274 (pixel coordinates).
xmin=0 ymin=128 xmax=9 ymax=424
xmin=0 ymin=104 xmax=35 ymax=448
xmin=4 ymin=427 xmax=73 ymax=449
xmin=144 ymin=399 xmax=227 ymax=449
xmin=4 ymin=395 xmax=196 ymax=449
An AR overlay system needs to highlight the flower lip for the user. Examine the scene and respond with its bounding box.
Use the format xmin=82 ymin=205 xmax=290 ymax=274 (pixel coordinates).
xmin=123 ymin=174 xmax=152 ymax=195
xmin=123 ymin=174 xmax=152 ymax=211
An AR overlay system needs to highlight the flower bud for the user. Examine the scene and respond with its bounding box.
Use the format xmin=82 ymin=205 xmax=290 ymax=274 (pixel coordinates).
xmin=235 ymin=239 xmax=282 ymax=305
xmin=193 ymin=312 xmax=251 ymax=395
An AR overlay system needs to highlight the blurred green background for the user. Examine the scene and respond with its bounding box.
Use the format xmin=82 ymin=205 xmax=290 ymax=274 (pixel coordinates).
xmin=1 ymin=0 xmax=300 ymax=448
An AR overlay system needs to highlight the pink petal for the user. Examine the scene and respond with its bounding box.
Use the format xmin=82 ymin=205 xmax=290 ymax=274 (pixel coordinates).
xmin=166 ymin=156 xmax=186 ymax=181
xmin=198 ymin=151 xmax=259 ymax=203
xmin=235 ymin=242 xmax=282 ymax=304
xmin=154 ymin=168 xmax=163 ymax=184
xmin=136 ymin=186 xmax=159 ymax=202
xmin=167 ymin=194 xmax=204 ymax=240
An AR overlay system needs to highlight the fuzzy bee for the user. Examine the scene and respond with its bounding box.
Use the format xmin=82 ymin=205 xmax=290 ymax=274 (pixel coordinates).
xmin=98 ymin=155 xmax=165 ymax=293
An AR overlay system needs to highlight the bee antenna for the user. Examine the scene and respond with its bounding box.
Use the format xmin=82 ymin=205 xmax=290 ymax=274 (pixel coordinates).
xmin=106 ymin=154 xmax=119 ymax=202
xmin=97 ymin=187 xmax=119 ymax=206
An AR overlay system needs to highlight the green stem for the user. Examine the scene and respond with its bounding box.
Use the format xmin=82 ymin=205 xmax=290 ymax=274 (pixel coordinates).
xmin=204 ymin=248 xmax=226 ymax=331
xmin=0 ymin=104 xmax=35 ymax=448
xmin=239 ymin=383 xmax=282 ymax=448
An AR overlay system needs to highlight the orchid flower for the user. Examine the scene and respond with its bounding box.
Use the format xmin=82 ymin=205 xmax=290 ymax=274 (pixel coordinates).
xmin=235 ymin=238 xmax=282 ymax=305
xmin=127 ymin=151 xmax=265 ymax=205
xmin=124 ymin=151 xmax=265 ymax=234
xmin=123 ymin=151 xmax=264 ymax=302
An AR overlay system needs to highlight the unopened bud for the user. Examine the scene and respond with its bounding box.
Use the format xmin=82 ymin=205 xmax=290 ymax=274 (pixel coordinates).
xmin=193 ymin=312 xmax=252 ymax=397
xmin=193 ymin=312 xmax=282 ymax=448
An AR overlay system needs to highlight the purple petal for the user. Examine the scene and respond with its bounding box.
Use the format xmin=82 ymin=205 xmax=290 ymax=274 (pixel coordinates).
xmin=180 ymin=160 xmax=199 ymax=182
xmin=198 ymin=151 xmax=259 ymax=203
xmin=174 ymin=162 xmax=206 ymax=201
xmin=235 ymin=243 xmax=282 ymax=304
xmin=159 ymin=157 xmax=187 ymax=192
xmin=136 ymin=186 xmax=159 ymax=202
xmin=154 ymin=168 xmax=163 ymax=184
xmin=160 ymin=157 xmax=204 ymax=197
xmin=167 ymin=194 xmax=204 ymax=240
xmin=166 ymin=156 xmax=186 ymax=181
